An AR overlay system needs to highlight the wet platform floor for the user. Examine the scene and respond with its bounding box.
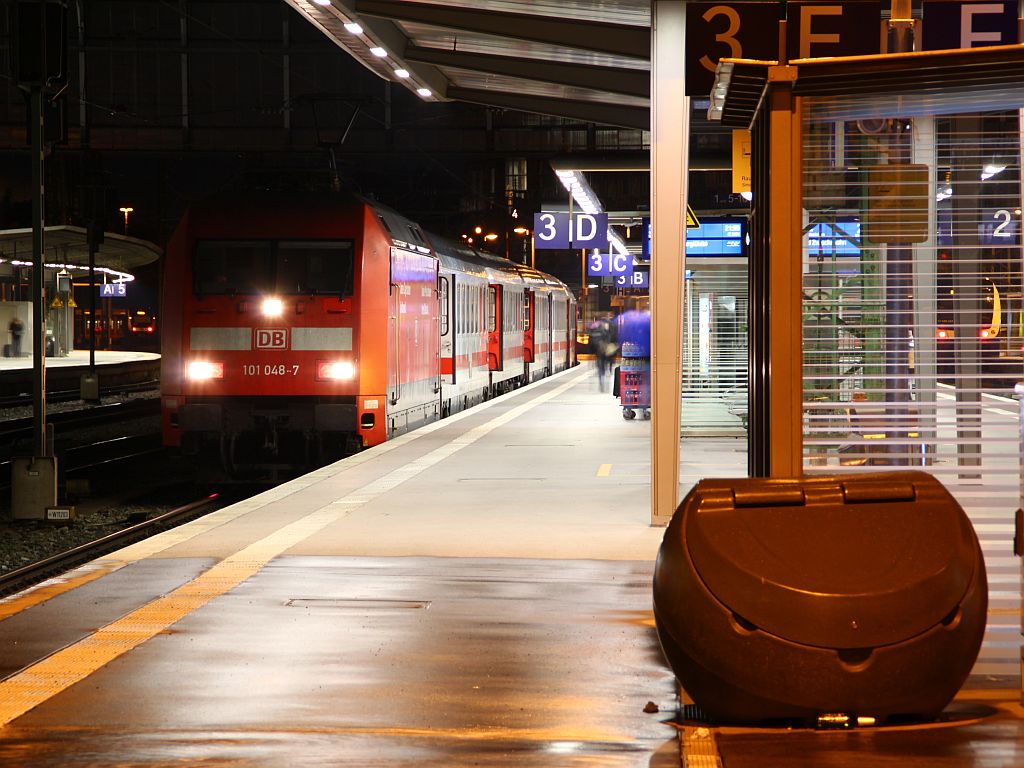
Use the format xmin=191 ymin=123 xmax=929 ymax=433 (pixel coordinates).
xmin=0 ymin=363 xmax=1021 ymax=765
xmin=0 ymin=557 xmax=681 ymax=767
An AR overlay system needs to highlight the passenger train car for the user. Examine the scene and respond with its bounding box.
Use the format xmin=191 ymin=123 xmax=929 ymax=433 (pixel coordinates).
xmin=160 ymin=192 xmax=576 ymax=479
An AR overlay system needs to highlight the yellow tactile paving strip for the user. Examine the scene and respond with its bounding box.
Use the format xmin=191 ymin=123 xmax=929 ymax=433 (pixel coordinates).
xmin=0 ymin=369 xmax=586 ymax=727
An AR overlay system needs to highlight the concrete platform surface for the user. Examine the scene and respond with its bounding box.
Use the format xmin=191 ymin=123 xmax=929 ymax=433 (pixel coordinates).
xmin=0 ymin=362 xmax=1020 ymax=766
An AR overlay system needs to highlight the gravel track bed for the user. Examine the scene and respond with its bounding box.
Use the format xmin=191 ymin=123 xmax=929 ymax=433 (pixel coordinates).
xmin=0 ymin=389 xmax=205 ymax=579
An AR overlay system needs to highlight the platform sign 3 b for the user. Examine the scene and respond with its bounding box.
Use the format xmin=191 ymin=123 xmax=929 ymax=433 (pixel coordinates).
xmin=99 ymin=283 xmax=127 ymax=298
xmin=533 ymin=212 xmax=609 ymax=249
xmin=617 ymin=267 xmax=649 ymax=289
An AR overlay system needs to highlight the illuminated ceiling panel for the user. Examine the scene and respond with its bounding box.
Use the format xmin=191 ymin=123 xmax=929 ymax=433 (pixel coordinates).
xmin=284 ymin=0 xmax=652 ymax=128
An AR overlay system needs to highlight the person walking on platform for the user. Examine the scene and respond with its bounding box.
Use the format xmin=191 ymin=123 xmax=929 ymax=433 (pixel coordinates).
xmin=588 ymin=314 xmax=618 ymax=391
xmin=8 ymin=316 xmax=23 ymax=357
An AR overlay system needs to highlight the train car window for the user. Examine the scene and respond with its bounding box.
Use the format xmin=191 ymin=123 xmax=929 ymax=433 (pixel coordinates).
xmin=487 ymin=286 xmax=498 ymax=333
xmin=471 ymin=286 xmax=478 ymax=332
xmin=194 ymin=241 xmax=272 ymax=295
xmin=277 ymin=241 xmax=354 ymax=296
xmin=458 ymin=282 xmax=466 ymax=331
xmin=439 ymin=276 xmax=449 ymax=336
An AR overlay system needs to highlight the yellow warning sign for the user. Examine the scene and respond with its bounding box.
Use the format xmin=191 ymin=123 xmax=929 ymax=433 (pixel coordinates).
xmin=50 ymin=297 xmax=63 ymax=308
xmin=686 ymin=205 xmax=700 ymax=229
xmin=732 ymin=129 xmax=752 ymax=194
xmin=67 ymin=296 xmax=77 ymax=308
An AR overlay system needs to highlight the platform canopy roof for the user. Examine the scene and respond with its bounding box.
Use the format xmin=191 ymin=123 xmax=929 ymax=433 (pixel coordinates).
xmin=285 ymin=0 xmax=652 ymax=130
xmin=0 ymin=226 xmax=162 ymax=277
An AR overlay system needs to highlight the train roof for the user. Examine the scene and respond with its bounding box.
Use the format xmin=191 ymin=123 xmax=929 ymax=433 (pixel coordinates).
xmin=182 ymin=190 xmax=571 ymax=296
xmin=430 ymin=235 xmax=571 ymax=295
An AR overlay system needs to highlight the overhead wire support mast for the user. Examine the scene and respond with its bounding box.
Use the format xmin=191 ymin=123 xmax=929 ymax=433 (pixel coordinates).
xmin=30 ymin=82 xmax=46 ymax=458
xmin=12 ymin=0 xmax=69 ymax=519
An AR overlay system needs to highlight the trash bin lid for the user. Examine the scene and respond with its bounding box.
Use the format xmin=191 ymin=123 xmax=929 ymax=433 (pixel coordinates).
xmin=683 ymin=471 xmax=978 ymax=649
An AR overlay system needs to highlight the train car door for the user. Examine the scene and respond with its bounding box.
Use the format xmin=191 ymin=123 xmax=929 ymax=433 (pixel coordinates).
xmin=487 ymin=284 xmax=502 ymax=370
xmin=388 ymin=266 xmax=400 ymax=405
xmin=439 ymin=273 xmax=455 ymax=384
xmin=545 ymin=293 xmax=554 ymax=371
xmin=564 ymin=298 xmax=573 ymax=367
xmin=523 ymin=289 xmax=535 ymax=363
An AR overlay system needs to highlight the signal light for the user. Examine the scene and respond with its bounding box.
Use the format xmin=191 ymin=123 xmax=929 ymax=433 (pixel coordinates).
xmin=317 ymin=360 xmax=355 ymax=381
xmin=187 ymin=361 xmax=224 ymax=380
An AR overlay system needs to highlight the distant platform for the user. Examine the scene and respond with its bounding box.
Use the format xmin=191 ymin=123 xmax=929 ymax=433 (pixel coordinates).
xmin=0 ymin=350 xmax=160 ymax=396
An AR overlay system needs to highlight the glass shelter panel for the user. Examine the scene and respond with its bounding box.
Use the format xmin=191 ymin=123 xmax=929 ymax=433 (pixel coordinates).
xmin=681 ymin=257 xmax=749 ymax=436
xmin=800 ymin=95 xmax=1023 ymax=684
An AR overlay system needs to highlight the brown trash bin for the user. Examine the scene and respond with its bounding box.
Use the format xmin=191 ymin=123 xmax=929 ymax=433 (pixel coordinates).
xmin=653 ymin=471 xmax=987 ymax=725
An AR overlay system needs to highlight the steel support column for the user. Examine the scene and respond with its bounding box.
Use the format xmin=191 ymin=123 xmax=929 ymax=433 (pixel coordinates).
xmin=650 ymin=1 xmax=688 ymax=525
xmin=767 ymin=71 xmax=804 ymax=477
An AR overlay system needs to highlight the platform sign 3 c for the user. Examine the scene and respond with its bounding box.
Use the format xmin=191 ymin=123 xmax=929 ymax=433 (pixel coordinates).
xmin=588 ymin=251 xmax=632 ymax=277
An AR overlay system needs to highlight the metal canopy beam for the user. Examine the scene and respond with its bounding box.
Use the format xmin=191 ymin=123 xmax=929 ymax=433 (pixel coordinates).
xmin=353 ymin=0 xmax=650 ymax=60
xmin=711 ymin=45 xmax=1024 ymax=128
xmin=404 ymin=44 xmax=650 ymax=99
xmin=447 ymin=86 xmax=649 ymax=130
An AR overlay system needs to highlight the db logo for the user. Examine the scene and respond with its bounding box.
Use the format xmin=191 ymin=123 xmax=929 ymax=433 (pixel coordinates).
xmin=255 ymin=329 xmax=288 ymax=349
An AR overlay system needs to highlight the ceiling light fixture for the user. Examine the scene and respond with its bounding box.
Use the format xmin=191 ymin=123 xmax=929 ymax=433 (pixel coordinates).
xmin=553 ymin=168 xmax=628 ymax=256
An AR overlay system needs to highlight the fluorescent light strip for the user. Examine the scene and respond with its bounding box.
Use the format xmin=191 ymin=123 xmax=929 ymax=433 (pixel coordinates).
xmin=555 ymin=169 xmax=627 ymax=255
xmin=7 ymin=260 xmax=135 ymax=283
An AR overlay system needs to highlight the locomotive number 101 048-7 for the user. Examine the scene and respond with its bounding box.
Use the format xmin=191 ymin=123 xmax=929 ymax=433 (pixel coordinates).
xmin=243 ymin=364 xmax=300 ymax=376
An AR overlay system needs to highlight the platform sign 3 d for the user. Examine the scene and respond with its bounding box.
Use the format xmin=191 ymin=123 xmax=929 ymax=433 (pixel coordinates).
xmin=533 ymin=212 xmax=609 ymax=249
xmin=100 ymin=283 xmax=127 ymax=298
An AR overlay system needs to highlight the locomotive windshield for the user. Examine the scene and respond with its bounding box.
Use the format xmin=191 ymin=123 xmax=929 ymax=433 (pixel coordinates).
xmin=193 ymin=240 xmax=354 ymax=296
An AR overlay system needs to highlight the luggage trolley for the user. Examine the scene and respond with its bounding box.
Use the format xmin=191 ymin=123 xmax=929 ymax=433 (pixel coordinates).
xmin=619 ymin=353 xmax=650 ymax=419
xmin=617 ymin=308 xmax=651 ymax=420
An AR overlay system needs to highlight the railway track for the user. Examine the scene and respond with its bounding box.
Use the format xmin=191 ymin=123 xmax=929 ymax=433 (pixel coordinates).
xmin=0 ymin=398 xmax=160 ymax=445
xmin=0 ymin=494 xmax=225 ymax=599
xmin=0 ymin=379 xmax=160 ymax=410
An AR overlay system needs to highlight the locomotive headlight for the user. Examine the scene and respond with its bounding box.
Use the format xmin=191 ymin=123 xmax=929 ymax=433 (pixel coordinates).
xmin=317 ymin=360 xmax=356 ymax=381
xmin=187 ymin=360 xmax=224 ymax=380
xmin=262 ymin=297 xmax=284 ymax=317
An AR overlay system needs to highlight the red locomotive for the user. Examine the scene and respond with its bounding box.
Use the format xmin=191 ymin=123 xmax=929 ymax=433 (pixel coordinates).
xmin=160 ymin=192 xmax=576 ymax=479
